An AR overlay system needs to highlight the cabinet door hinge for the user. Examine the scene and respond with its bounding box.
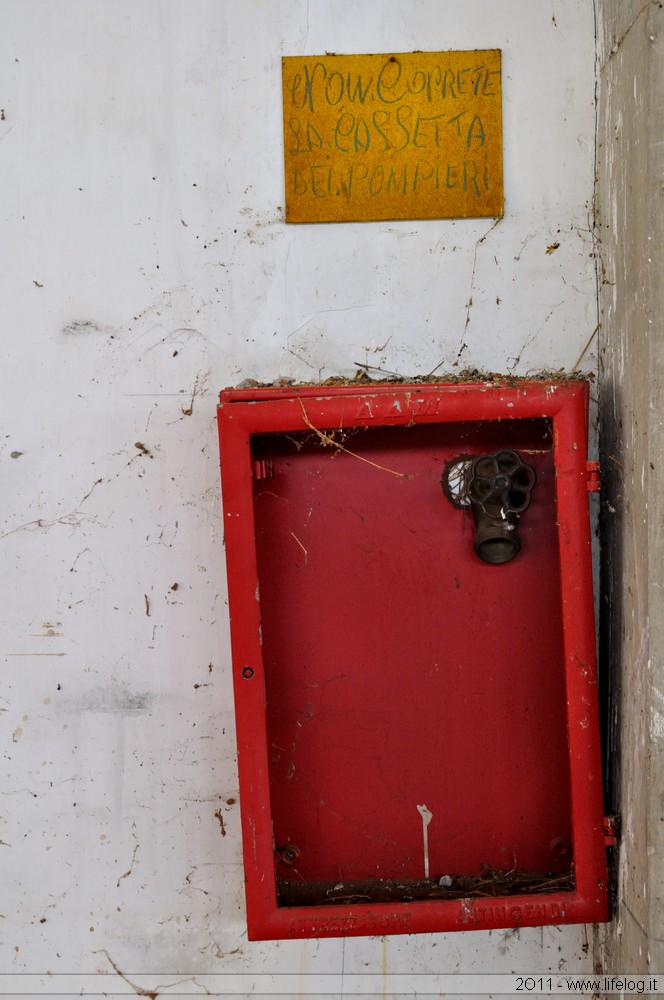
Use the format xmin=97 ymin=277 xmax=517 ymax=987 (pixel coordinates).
xmin=603 ymin=814 xmax=620 ymax=847
xmin=587 ymin=461 xmax=600 ymax=492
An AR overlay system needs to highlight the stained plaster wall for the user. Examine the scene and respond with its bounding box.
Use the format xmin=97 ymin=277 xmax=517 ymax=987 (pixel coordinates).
xmin=594 ymin=0 xmax=664 ymax=979
xmin=1 ymin=0 xmax=600 ymax=992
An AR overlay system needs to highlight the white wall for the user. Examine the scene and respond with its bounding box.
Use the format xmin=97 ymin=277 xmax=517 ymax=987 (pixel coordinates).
xmin=1 ymin=0 xmax=598 ymax=989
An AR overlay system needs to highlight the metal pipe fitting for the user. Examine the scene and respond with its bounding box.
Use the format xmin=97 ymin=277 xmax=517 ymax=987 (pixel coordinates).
xmin=443 ymin=449 xmax=536 ymax=565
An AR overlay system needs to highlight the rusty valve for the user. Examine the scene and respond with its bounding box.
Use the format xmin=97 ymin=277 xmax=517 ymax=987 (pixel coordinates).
xmin=443 ymin=449 xmax=536 ymax=565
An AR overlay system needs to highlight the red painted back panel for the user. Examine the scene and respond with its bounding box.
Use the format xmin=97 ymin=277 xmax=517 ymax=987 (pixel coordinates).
xmin=253 ymin=420 xmax=570 ymax=882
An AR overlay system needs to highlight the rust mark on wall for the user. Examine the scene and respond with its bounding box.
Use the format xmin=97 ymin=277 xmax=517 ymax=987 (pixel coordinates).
xmin=213 ymin=808 xmax=227 ymax=837
xmin=29 ymin=622 xmax=63 ymax=638
xmin=117 ymin=843 xmax=139 ymax=887
xmin=180 ymin=370 xmax=210 ymax=417
xmin=97 ymin=951 xmax=158 ymax=999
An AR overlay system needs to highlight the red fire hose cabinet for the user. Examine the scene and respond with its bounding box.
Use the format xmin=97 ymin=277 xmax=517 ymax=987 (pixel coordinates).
xmin=216 ymin=380 xmax=610 ymax=939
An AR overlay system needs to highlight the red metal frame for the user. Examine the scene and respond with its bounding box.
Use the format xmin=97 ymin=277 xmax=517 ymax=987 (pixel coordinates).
xmin=217 ymin=380 xmax=609 ymax=939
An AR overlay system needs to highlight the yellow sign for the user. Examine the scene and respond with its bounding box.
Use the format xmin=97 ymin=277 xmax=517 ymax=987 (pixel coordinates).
xmin=282 ymin=50 xmax=503 ymax=224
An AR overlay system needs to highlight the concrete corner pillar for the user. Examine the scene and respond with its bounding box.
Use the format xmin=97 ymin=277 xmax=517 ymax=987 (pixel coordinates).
xmin=595 ymin=0 xmax=664 ymax=977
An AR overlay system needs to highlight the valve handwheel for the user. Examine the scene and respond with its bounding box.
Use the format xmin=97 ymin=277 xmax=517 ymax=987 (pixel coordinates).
xmin=467 ymin=450 xmax=536 ymax=516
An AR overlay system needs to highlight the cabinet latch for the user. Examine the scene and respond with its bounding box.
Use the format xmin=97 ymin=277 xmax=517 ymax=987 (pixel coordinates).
xmin=252 ymin=459 xmax=274 ymax=481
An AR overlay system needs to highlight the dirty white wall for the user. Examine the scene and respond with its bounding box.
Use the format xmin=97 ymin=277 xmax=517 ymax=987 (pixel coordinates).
xmin=1 ymin=0 xmax=599 ymax=991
